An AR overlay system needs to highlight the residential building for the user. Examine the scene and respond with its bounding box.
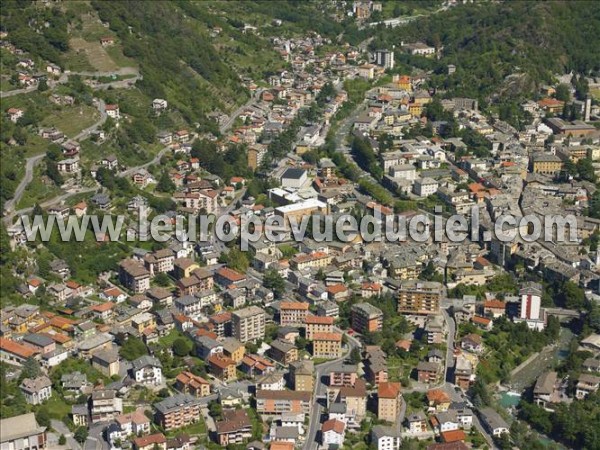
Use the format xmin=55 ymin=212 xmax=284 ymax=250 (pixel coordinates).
xmin=208 ymin=354 xmax=237 ymax=382
xmin=19 ymin=376 xmax=52 ymax=405
xmin=154 ymin=394 xmax=202 ymax=431
xmin=215 ymin=409 xmax=252 ymax=446
xmin=289 ymin=360 xmax=314 ymax=392
xmin=133 ymin=433 xmax=167 ymax=450
xmin=312 ymin=332 xmax=342 ymax=358
xmin=377 ymin=382 xmax=402 ymax=423
xmin=479 ymin=408 xmax=509 ymax=437
xmin=351 ymin=303 xmax=383 ymax=333
xmin=255 ymin=390 xmax=312 ymax=416
xmin=0 ymin=413 xmax=47 ymax=450
xmin=91 ymin=348 xmax=120 ymax=377
xmin=131 ymin=355 xmax=163 ymax=386
xmin=417 ymin=361 xmax=441 ymax=384
xmin=175 ymin=371 xmax=210 ymax=398
xmin=90 ymin=389 xmax=123 ymax=423
xmin=232 ymin=306 xmax=266 ymax=343
xmin=268 ymin=339 xmax=299 ymax=365
xmin=119 ymin=259 xmax=151 ymax=293
xmin=576 ymin=374 xmax=600 ymax=399
xmin=397 ymin=281 xmax=442 ymax=315
xmin=321 ymin=419 xmax=345 ymax=447
xmin=280 ymin=302 xmax=310 ymax=326
xmin=371 ymin=425 xmax=401 ymax=450
xmin=304 ymin=315 xmax=334 ymax=340
xmin=329 ymin=364 xmax=358 ymax=387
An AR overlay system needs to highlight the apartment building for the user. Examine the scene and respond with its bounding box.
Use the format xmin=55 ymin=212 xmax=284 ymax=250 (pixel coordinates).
xmin=289 ymin=360 xmax=314 ymax=392
xmin=377 ymin=382 xmax=402 ymax=423
xmin=0 ymin=413 xmax=47 ymax=450
xmin=232 ymin=306 xmax=266 ymax=343
xmin=305 ymin=315 xmax=334 ymax=340
xmin=329 ymin=364 xmax=358 ymax=387
xmin=255 ymin=390 xmax=312 ymax=416
xmin=215 ymin=409 xmax=252 ymax=446
xmin=143 ymin=249 xmax=175 ymax=276
xmin=90 ymin=389 xmax=123 ymax=423
xmin=175 ymin=371 xmax=211 ymax=398
xmin=312 ymin=332 xmax=342 ymax=358
xmin=351 ymin=303 xmax=383 ymax=333
xmin=280 ymin=302 xmax=310 ymax=326
xmin=397 ymin=280 xmax=442 ymax=315
xmin=119 ymin=259 xmax=151 ymax=294
xmin=208 ymin=354 xmax=237 ymax=382
xmin=154 ymin=394 xmax=202 ymax=431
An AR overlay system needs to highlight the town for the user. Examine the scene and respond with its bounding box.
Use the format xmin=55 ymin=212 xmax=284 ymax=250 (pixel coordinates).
xmin=1 ymin=2 xmax=600 ymax=450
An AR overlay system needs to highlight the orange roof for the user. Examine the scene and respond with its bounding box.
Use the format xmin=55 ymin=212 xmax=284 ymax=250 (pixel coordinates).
xmin=0 ymin=337 xmax=36 ymax=358
xmin=396 ymin=339 xmax=412 ymax=351
xmin=441 ymin=429 xmax=466 ymax=443
xmin=103 ymin=287 xmax=124 ymax=298
xmin=483 ymin=299 xmax=505 ymax=309
xmin=42 ymin=332 xmax=71 ymax=344
xmin=361 ymin=282 xmax=381 ymax=291
xmin=468 ymin=183 xmax=485 ymax=193
xmin=305 ymin=315 xmax=334 ymax=325
xmin=217 ymin=267 xmax=246 ymax=282
xmin=281 ymin=301 xmax=310 ymax=311
xmin=210 ymin=312 xmax=232 ymax=324
xmin=66 ymin=280 xmax=81 ymax=289
xmin=74 ymin=201 xmax=87 ymax=210
xmin=322 ymin=419 xmax=345 ymax=434
xmin=133 ymin=433 xmax=166 ymax=448
xmin=49 ymin=316 xmax=76 ymax=329
xmin=196 ymin=328 xmax=218 ymax=340
xmin=472 ymin=315 xmax=491 ymax=325
xmin=427 ymin=389 xmax=450 ymax=404
xmin=91 ymin=302 xmax=115 ymax=313
xmin=312 ymin=332 xmax=342 ymax=342
xmin=538 ymin=98 xmax=564 ymax=108
xmin=270 ymin=442 xmax=294 ymax=450
xmin=208 ymin=354 xmax=235 ymax=369
xmin=326 ymin=284 xmax=347 ymax=294
xmin=28 ymin=278 xmax=42 ymax=287
xmin=378 ymin=381 xmax=401 ymax=398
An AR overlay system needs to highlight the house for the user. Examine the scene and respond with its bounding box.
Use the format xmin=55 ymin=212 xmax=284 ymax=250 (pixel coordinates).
xmin=22 ymin=334 xmax=55 ymax=355
xmin=576 ymin=374 xmax=600 ymax=399
xmin=371 ymin=425 xmax=401 ymax=450
xmin=215 ymin=409 xmax=252 ymax=446
xmin=101 ymin=287 xmax=127 ymax=304
xmin=0 ymin=413 xmax=47 ymax=450
xmin=321 ymin=419 xmax=345 ymax=447
xmin=133 ymin=433 xmax=167 ymax=450
xmin=533 ymin=371 xmax=560 ymax=409
xmin=208 ymin=354 xmax=237 ymax=382
xmin=7 ymin=107 xmax=24 ymax=123
xmin=131 ymin=355 xmax=163 ymax=386
xmin=154 ymin=394 xmax=202 ymax=431
xmin=479 ymin=408 xmax=509 ymax=437
xmin=100 ymin=36 xmax=115 ymax=46
xmin=460 ymin=333 xmax=483 ymax=353
xmin=91 ymin=347 xmax=120 ymax=377
xmin=20 ymin=376 xmax=52 ymax=405
xmin=91 ymin=389 xmax=123 ymax=423
xmin=257 ymin=371 xmax=286 ymax=391
xmin=105 ymin=104 xmax=120 ymax=119
xmin=57 ymin=158 xmax=80 ymax=174
xmin=427 ymin=389 xmax=451 ymax=413
xmin=241 ymin=353 xmax=274 ymax=377
xmin=153 ymin=99 xmax=168 ymax=111
xmin=416 ymin=361 xmax=441 ymax=384
xmin=268 ymin=339 xmax=298 ymax=365
xmin=107 ymin=409 xmax=151 ymax=446
xmin=406 ymin=412 xmax=428 ymax=434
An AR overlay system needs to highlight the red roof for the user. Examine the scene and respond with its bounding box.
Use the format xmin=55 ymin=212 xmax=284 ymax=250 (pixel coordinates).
xmin=305 ymin=315 xmax=334 ymax=325
xmin=0 ymin=337 xmax=36 ymax=358
xmin=321 ymin=419 xmax=345 ymax=434
xmin=133 ymin=433 xmax=166 ymax=448
xmin=217 ymin=267 xmax=246 ymax=282
xmin=91 ymin=302 xmax=115 ymax=313
xmin=312 ymin=332 xmax=342 ymax=342
xmin=441 ymin=429 xmax=466 ymax=443
xmin=280 ymin=301 xmax=310 ymax=311
xmin=378 ymin=381 xmax=401 ymax=398
xmin=326 ymin=284 xmax=347 ymax=294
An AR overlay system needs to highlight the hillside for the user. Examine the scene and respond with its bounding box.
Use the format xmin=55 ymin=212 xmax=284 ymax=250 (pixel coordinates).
xmin=369 ymin=1 xmax=600 ymax=101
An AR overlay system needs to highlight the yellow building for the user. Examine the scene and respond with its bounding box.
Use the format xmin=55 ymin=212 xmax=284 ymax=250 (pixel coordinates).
xmin=312 ymin=332 xmax=342 ymax=359
xmin=378 ymin=382 xmax=402 ymax=423
xmin=222 ymin=338 xmax=246 ymax=364
xmin=531 ymin=153 xmax=564 ymax=175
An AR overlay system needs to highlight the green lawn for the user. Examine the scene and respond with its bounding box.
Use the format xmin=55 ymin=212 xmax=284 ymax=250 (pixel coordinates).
xmin=17 ymin=166 xmax=62 ymax=209
xmin=105 ymin=46 xmax=139 ymax=69
xmin=165 ymin=416 xmax=207 ymax=438
xmin=41 ymin=104 xmax=100 ymax=138
xmin=158 ymin=329 xmax=186 ymax=348
xmin=43 ymin=395 xmax=72 ymax=420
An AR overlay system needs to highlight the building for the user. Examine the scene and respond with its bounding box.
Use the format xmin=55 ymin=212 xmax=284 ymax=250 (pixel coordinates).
xmin=329 ymin=364 xmax=358 ymax=387
xmin=0 ymin=337 xmax=36 ymax=365
xmin=515 ymin=283 xmax=546 ymax=331
xmin=374 ymin=49 xmax=395 ymax=70
xmin=216 ymin=409 xmax=252 ymax=446
xmin=280 ymin=302 xmax=310 ymax=326
xmin=175 ymin=371 xmax=210 ymax=397
xmin=531 ymin=153 xmax=563 ymax=176
xmin=304 ymin=315 xmax=334 ymax=340
xmin=416 ymin=361 xmax=441 ymax=384
xmin=280 ymin=168 xmax=308 ymax=189
xmin=321 ymin=419 xmax=345 ymax=447
xmin=19 ymin=376 xmax=52 ymax=405
xmin=133 ymin=433 xmax=167 ymax=450
xmin=0 ymin=413 xmax=47 ymax=450
xmin=397 ymin=281 xmax=442 ymax=315
xmin=91 ymin=348 xmax=120 ymax=377
xmin=479 ymin=408 xmax=509 ymax=437
xmin=289 ymin=360 xmax=314 ymax=392
xmin=255 ymin=390 xmax=312 ymax=415
xmin=312 ymin=332 xmax=342 ymax=358
xmin=371 ymin=425 xmax=401 ymax=450
xmin=268 ymin=339 xmax=299 ymax=365
xmin=91 ymin=389 xmax=123 ymax=423
xmin=351 ymin=303 xmax=383 ymax=333
xmin=119 ymin=259 xmax=151 ymax=293
xmin=154 ymin=394 xmax=202 ymax=431
xmin=533 ymin=371 xmax=560 ymax=409
xmin=232 ymin=306 xmax=266 ymax=343
xmin=377 ymin=382 xmax=402 ymax=423
xmin=413 ymin=177 xmax=439 ymax=197
xmin=131 ymin=355 xmax=163 ymax=386
xmin=453 ymin=355 xmax=474 ymax=390
xmin=576 ymin=374 xmax=600 ymax=399
xmin=108 ymin=409 xmax=151 ymax=446
xmin=208 ymin=354 xmax=237 ymax=382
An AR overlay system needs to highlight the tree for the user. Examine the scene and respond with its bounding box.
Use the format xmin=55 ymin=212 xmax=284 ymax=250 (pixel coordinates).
xmin=263 ymin=269 xmax=285 ymax=298
xmin=58 ymin=435 xmax=66 ymax=445
xmin=119 ymin=337 xmax=148 ymax=361
xmin=349 ymin=347 xmax=361 ymax=365
xmin=153 ymin=272 xmax=171 ymax=287
xmin=22 ymin=357 xmax=42 ymax=379
xmin=156 ymin=170 xmax=175 ymax=193
xmin=38 ymin=79 xmax=49 ymax=92
xmin=74 ymin=427 xmax=88 ymax=444
xmin=35 ymin=408 xmax=50 ymax=428
xmin=172 ymin=337 xmax=192 ymax=357
xmin=554 ymin=84 xmax=571 ymax=102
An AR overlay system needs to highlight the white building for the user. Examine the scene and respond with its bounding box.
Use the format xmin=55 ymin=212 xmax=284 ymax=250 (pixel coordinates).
xmin=514 ymin=283 xmax=545 ymax=331
xmin=130 ymin=355 xmax=162 ymax=386
xmin=280 ymin=168 xmax=308 ymax=189
xmin=389 ymin=164 xmax=416 ymax=180
xmin=374 ymin=49 xmax=395 ymax=70
xmin=321 ymin=419 xmax=345 ymax=446
xmin=413 ymin=177 xmax=439 ymax=197
xmin=20 ymin=376 xmax=52 ymax=405
xmin=371 ymin=425 xmax=401 ymax=450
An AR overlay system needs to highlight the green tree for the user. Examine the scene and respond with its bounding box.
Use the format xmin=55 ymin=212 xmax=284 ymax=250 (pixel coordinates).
xmin=119 ymin=337 xmax=148 ymax=361
xmin=172 ymin=337 xmax=192 ymax=357
xmin=263 ymin=269 xmax=285 ymax=299
xmin=156 ymin=171 xmax=175 ymax=193
xmin=74 ymin=427 xmax=88 ymax=444
xmin=554 ymin=83 xmax=571 ymax=102
xmin=58 ymin=435 xmax=66 ymax=445
xmin=22 ymin=357 xmax=42 ymax=379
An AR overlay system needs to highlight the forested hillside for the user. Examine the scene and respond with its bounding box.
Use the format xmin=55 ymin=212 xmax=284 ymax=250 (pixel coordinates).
xmin=370 ymin=1 xmax=600 ymax=101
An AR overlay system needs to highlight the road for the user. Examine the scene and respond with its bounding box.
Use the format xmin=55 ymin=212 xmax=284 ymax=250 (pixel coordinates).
xmin=302 ymin=329 xmax=362 ymax=450
xmin=73 ymin=99 xmax=107 ymax=142
xmin=219 ymin=88 xmax=263 ymax=134
xmin=51 ymin=419 xmax=81 ymax=450
xmin=3 ymin=154 xmax=45 ymax=215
